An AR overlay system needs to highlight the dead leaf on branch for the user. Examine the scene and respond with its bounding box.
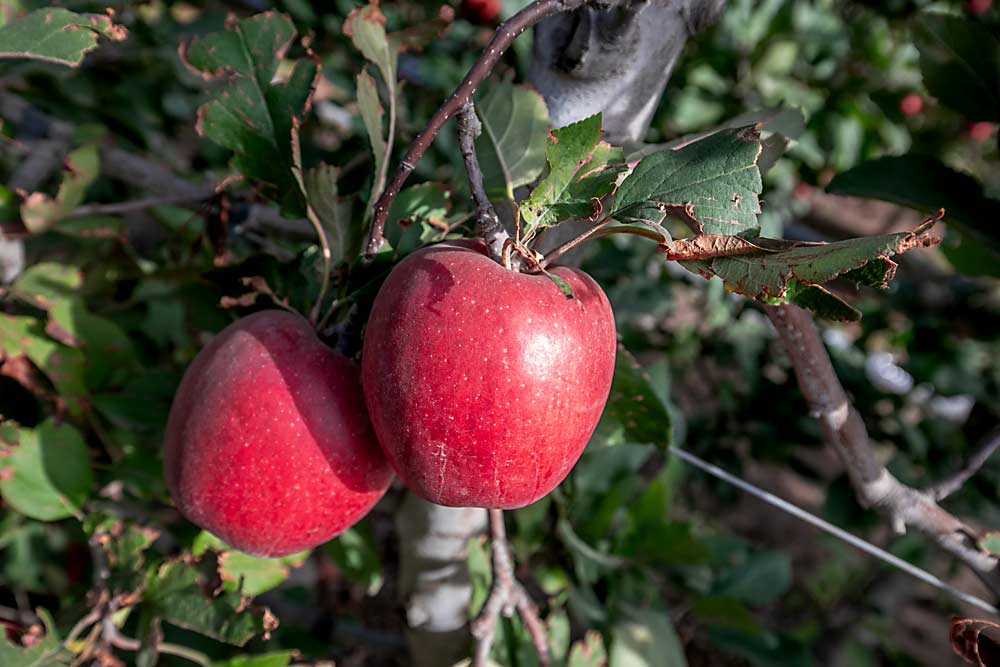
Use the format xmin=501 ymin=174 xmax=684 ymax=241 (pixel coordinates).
xmin=672 ymin=211 xmax=943 ymax=320
xmin=220 ymin=276 xmax=290 ymax=311
xmin=952 ymin=617 xmax=1000 ymax=666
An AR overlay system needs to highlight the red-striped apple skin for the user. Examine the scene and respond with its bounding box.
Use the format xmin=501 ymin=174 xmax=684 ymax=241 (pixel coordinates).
xmin=164 ymin=310 xmax=393 ymax=557
xmin=362 ymin=240 xmax=616 ymax=509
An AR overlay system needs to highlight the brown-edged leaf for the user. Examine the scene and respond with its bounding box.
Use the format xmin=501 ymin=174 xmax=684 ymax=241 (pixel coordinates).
xmin=952 ymin=617 xmax=1000 ymax=666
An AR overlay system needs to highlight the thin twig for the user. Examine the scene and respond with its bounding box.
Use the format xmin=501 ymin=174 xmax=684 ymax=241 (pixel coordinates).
xmin=66 ymin=195 xmax=208 ymax=219
xmin=471 ymin=510 xmax=550 ymax=667
xmin=764 ymin=303 xmax=1000 ymax=598
xmin=930 ymin=427 xmax=1000 ymax=502
xmin=455 ymin=101 xmax=515 ymax=267
xmin=364 ymin=0 xmax=589 ymax=259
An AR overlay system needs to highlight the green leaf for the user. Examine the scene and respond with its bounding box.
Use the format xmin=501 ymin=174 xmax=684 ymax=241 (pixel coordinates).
xmin=145 ymin=560 xmax=277 ymax=646
xmin=707 ymin=627 xmax=812 ymax=667
xmin=912 ymin=13 xmax=1000 ymax=121
xmin=826 ymin=155 xmax=1000 ymax=253
xmin=598 ymin=345 xmax=672 ymax=448
xmin=476 ymin=79 xmax=550 ymax=199
xmin=609 ymin=607 xmax=687 ymax=667
xmin=979 ymin=532 xmax=1000 ymax=556
xmin=0 ymin=8 xmax=126 ymax=66
xmin=568 ymin=631 xmax=607 ymax=667
xmin=683 ymin=224 xmax=939 ymax=320
xmin=303 ymin=163 xmax=356 ymax=266
xmin=192 ymin=531 xmax=308 ymax=596
xmin=344 ymin=3 xmax=397 ymax=88
xmin=519 ymin=114 xmax=625 ymax=238
xmin=213 ymin=653 xmax=295 ymax=667
xmin=10 ymin=261 xmax=82 ymax=308
xmin=182 ymin=11 xmax=317 ymax=214
xmin=614 ymin=128 xmax=763 ymax=236
xmin=0 ymin=420 xmax=92 ymax=521
xmin=691 ymin=595 xmax=763 ymax=635
xmin=712 ymin=551 xmax=792 ymax=605
xmin=356 ymin=69 xmax=388 ymax=198
xmin=324 ymin=525 xmax=383 ymax=596
xmin=20 ymin=144 xmax=99 ymax=233
xmin=85 ymin=515 xmax=160 ymax=593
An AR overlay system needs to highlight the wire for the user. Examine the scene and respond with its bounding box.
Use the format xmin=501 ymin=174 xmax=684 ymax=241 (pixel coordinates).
xmin=668 ymin=445 xmax=999 ymax=616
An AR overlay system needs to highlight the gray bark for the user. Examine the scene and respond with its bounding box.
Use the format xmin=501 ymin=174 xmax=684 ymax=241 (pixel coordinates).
xmin=396 ymin=494 xmax=487 ymax=667
xmin=530 ymin=0 xmax=726 ymax=144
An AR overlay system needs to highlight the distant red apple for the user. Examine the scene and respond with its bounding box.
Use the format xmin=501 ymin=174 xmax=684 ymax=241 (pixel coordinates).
xmin=164 ymin=311 xmax=393 ymax=557
xmin=966 ymin=0 xmax=992 ymax=15
xmin=461 ymin=0 xmax=500 ymax=24
xmin=968 ymin=121 xmax=996 ymax=142
xmin=362 ymin=240 xmax=616 ymax=509
xmin=899 ymin=93 xmax=923 ymax=117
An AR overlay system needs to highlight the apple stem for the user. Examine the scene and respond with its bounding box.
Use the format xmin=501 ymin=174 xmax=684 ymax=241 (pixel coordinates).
xmin=456 ymin=101 xmax=522 ymax=270
xmin=363 ymin=0 xmax=593 ymax=261
xmin=471 ymin=509 xmax=550 ymax=667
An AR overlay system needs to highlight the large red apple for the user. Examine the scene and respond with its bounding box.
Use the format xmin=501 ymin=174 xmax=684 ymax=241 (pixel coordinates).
xmin=362 ymin=241 xmax=616 ymax=508
xmin=164 ymin=310 xmax=393 ymax=557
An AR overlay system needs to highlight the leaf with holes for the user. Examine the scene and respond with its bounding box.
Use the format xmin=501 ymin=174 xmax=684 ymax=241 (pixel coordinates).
xmin=0 ymin=8 xmax=126 ymax=66
xmin=181 ymin=12 xmax=318 ymax=215
xmin=681 ymin=220 xmax=941 ymax=320
xmin=144 ymin=559 xmax=277 ymax=646
xmin=519 ymin=114 xmax=625 ymax=239
xmin=614 ymin=127 xmax=763 ymax=236
xmin=476 ymin=79 xmax=550 ymax=199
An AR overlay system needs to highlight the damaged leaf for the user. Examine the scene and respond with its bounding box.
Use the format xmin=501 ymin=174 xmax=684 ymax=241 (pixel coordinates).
xmin=519 ymin=114 xmax=625 ymax=239
xmin=20 ymin=145 xmax=99 ymax=233
xmin=614 ymin=127 xmax=763 ymax=236
xmin=0 ymin=8 xmax=127 ymax=67
xmin=951 ymin=617 xmax=1000 ymax=667
xmin=181 ymin=12 xmax=318 ymax=215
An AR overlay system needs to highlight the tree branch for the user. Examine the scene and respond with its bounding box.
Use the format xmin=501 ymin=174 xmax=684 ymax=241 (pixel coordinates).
xmin=764 ymin=303 xmax=1000 ymax=598
xmin=364 ymin=0 xmax=590 ymax=259
xmin=0 ymin=92 xmax=314 ymax=240
xmin=455 ymin=101 xmax=515 ymax=267
xmin=471 ymin=509 xmax=549 ymax=667
xmin=930 ymin=427 xmax=1000 ymax=502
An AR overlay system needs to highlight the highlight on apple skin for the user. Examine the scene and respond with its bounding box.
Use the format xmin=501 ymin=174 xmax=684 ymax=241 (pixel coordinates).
xmin=362 ymin=240 xmax=617 ymax=509
xmin=163 ymin=310 xmax=394 ymax=557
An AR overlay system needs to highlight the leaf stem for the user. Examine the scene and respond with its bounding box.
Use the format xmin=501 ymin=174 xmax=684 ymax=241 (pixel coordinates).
xmin=538 ymin=220 xmax=664 ymax=269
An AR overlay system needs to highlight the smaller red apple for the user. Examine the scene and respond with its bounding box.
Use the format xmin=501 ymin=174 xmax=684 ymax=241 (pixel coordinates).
xmin=164 ymin=310 xmax=393 ymax=557
xmin=461 ymin=0 xmax=500 ymax=24
xmin=966 ymin=0 xmax=992 ymax=15
xmin=899 ymin=93 xmax=923 ymax=117
xmin=968 ymin=121 xmax=996 ymax=142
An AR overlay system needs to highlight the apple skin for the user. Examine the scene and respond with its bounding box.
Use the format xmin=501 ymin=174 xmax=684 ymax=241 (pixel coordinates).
xmin=362 ymin=241 xmax=616 ymax=509
xmin=461 ymin=0 xmax=500 ymax=24
xmin=164 ymin=310 xmax=393 ymax=557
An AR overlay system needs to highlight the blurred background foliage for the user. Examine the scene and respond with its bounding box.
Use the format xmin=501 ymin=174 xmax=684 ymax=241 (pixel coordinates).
xmin=0 ymin=0 xmax=998 ymax=666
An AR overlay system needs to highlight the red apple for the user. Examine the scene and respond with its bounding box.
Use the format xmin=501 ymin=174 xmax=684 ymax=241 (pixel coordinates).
xmin=164 ymin=310 xmax=393 ymax=557
xmin=461 ymin=0 xmax=500 ymax=24
xmin=899 ymin=93 xmax=923 ymax=117
xmin=968 ymin=121 xmax=996 ymax=142
xmin=362 ymin=240 xmax=616 ymax=508
xmin=966 ymin=0 xmax=992 ymax=15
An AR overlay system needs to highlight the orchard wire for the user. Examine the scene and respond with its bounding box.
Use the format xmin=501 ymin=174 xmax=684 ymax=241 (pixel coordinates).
xmin=669 ymin=445 xmax=999 ymax=617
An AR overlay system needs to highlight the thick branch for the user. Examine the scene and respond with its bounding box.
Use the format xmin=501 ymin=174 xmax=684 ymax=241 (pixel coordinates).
xmin=455 ymin=101 xmax=514 ymax=266
xmin=765 ymin=303 xmax=1000 ymax=597
xmin=364 ymin=0 xmax=589 ymax=259
xmin=471 ymin=509 xmax=549 ymax=667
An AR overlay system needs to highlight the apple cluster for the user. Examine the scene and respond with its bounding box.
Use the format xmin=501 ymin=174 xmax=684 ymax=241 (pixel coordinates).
xmin=163 ymin=241 xmax=616 ymax=556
